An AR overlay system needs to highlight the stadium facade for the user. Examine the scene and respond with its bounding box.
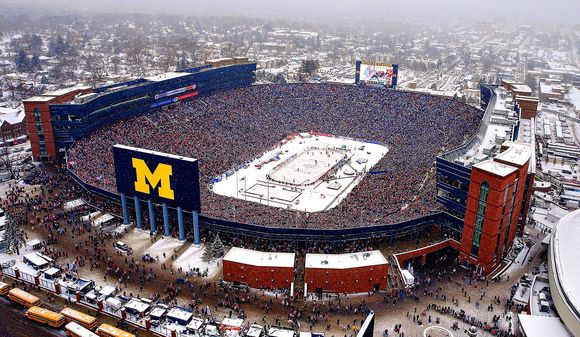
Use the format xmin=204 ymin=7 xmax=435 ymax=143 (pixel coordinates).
xmin=436 ymin=80 xmax=537 ymax=274
xmin=24 ymin=57 xmax=254 ymax=161
xmin=548 ymin=209 xmax=580 ymax=336
xmin=22 ymin=58 xmax=538 ymax=277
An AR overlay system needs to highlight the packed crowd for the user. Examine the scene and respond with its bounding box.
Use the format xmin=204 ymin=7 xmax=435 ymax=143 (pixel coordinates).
xmin=67 ymin=84 xmax=483 ymax=229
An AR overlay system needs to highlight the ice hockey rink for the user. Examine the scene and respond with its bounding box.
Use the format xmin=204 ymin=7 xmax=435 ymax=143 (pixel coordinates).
xmin=210 ymin=132 xmax=388 ymax=212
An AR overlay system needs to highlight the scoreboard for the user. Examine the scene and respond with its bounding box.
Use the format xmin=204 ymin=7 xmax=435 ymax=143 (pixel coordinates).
xmin=355 ymin=61 xmax=398 ymax=88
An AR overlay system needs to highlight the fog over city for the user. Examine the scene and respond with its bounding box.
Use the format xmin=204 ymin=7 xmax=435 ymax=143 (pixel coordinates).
xmin=2 ymin=0 xmax=580 ymax=25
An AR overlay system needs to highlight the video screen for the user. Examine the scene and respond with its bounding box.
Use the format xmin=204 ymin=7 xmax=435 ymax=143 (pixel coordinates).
xmin=358 ymin=62 xmax=397 ymax=87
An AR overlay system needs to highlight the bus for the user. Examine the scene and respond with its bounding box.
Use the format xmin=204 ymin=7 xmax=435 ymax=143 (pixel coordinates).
xmin=25 ymin=306 xmax=66 ymax=328
xmin=65 ymin=322 xmax=99 ymax=337
xmin=60 ymin=307 xmax=98 ymax=330
xmin=0 ymin=280 xmax=10 ymax=295
xmin=95 ymin=324 xmax=135 ymax=337
xmin=7 ymin=288 xmax=41 ymax=308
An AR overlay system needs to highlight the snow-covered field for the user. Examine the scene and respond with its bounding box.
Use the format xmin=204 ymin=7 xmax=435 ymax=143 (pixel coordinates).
xmin=173 ymin=244 xmax=221 ymax=279
xmin=211 ymin=133 xmax=388 ymax=212
xmin=143 ymin=237 xmax=184 ymax=263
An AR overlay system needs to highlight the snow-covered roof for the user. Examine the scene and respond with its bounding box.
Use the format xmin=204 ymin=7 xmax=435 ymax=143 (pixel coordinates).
xmin=224 ymin=247 xmax=295 ymax=268
xmin=167 ymin=307 xmax=193 ymax=322
xmin=472 ymin=159 xmax=517 ymax=177
xmin=186 ymin=317 xmax=204 ymax=330
xmin=0 ymin=107 xmax=24 ymax=125
xmin=550 ymin=209 xmax=580 ymax=328
xmin=23 ymin=252 xmax=50 ymax=267
xmin=98 ymin=285 xmax=116 ymax=297
xmin=518 ymin=315 xmax=572 ymax=337
xmin=268 ymin=327 xmax=295 ymax=337
xmin=145 ymin=72 xmax=189 ymax=82
xmin=220 ymin=318 xmax=243 ymax=327
xmin=495 ymin=141 xmax=532 ymax=167
xmin=124 ymin=299 xmax=150 ymax=313
xmin=305 ymin=250 xmax=387 ymax=270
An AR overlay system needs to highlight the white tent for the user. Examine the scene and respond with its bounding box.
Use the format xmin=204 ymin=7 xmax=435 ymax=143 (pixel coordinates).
xmin=401 ymin=269 xmax=415 ymax=287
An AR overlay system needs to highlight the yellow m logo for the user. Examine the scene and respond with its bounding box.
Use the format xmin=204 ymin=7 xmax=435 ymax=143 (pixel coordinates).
xmin=132 ymin=158 xmax=175 ymax=200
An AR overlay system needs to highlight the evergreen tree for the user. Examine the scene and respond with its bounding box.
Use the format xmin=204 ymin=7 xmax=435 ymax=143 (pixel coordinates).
xmin=3 ymin=213 xmax=26 ymax=255
xmin=300 ymin=59 xmax=320 ymax=77
xmin=30 ymin=54 xmax=42 ymax=70
xmin=211 ymin=234 xmax=225 ymax=258
xmin=29 ymin=34 xmax=43 ymax=54
xmin=201 ymin=244 xmax=214 ymax=263
xmin=15 ymin=50 xmax=30 ymax=72
xmin=49 ymin=34 xmax=67 ymax=56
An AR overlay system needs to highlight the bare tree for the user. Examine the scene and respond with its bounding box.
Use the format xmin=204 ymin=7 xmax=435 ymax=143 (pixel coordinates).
xmin=0 ymin=149 xmax=19 ymax=180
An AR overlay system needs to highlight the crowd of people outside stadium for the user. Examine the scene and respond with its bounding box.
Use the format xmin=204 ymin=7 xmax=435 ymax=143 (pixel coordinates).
xmin=2 ymin=165 xmax=516 ymax=337
xmin=67 ymin=84 xmax=482 ymax=229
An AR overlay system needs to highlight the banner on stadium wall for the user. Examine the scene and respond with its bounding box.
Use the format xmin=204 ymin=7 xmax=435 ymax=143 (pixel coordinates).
xmin=150 ymin=91 xmax=199 ymax=109
xmin=113 ymin=144 xmax=201 ymax=211
xmin=355 ymin=61 xmax=398 ymax=88
xmin=154 ymin=85 xmax=197 ymax=100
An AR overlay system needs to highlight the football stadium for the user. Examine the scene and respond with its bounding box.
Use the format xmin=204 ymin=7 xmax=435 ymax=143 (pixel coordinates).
xmin=24 ymin=58 xmax=535 ymax=276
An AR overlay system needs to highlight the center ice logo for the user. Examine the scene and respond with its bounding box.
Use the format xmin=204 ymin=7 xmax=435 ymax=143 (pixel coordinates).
xmin=132 ymin=158 xmax=175 ymax=200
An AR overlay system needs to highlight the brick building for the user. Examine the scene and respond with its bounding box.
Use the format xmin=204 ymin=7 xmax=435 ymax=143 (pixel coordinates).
xmin=459 ymin=142 xmax=532 ymax=273
xmin=23 ymin=86 xmax=91 ymax=161
xmin=223 ymin=247 xmax=295 ymax=290
xmin=0 ymin=106 xmax=27 ymax=145
xmin=304 ymin=250 xmax=388 ymax=294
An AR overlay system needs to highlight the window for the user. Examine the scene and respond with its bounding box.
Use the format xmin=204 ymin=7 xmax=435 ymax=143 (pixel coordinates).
xmin=494 ymin=185 xmax=510 ymax=258
xmin=503 ymin=179 xmax=518 ymax=252
xmin=470 ymin=181 xmax=488 ymax=258
xmin=33 ymin=108 xmax=41 ymax=121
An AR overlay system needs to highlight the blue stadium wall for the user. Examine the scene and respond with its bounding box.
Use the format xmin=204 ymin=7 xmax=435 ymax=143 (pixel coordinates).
xmin=68 ymin=167 xmax=463 ymax=241
xmin=49 ymin=63 xmax=256 ymax=153
xmin=435 ymin=83 xmax=497 ymax=222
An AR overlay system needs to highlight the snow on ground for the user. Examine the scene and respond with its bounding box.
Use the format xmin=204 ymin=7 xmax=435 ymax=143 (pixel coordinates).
xmin=211 ymin=132 xmax=387 ymax=213
xmin=63 ymin=198 xmax=86 ymax=210
xmin=143 ymin=237 xmax=184 ymax=263
xmin=173 ymin=244 xmax=221 ymax=279
xmin=120 ymin=229 xmax=153 ymax=256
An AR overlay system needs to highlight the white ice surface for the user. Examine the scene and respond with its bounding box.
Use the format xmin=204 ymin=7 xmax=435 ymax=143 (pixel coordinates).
xmin=211 ymin=133 xmax=387 ymax=213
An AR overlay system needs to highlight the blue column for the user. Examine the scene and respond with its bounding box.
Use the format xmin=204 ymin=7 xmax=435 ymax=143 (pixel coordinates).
xmin=148 ymin=199 xmax=156 ymax=234
xmin=193 ymin=210 xmax=200 ymax=245
xmin=177 ymin=207 xmax=185 ymax=240
xmin=163 ymin=203 xmax=170 ymax=237
xmin=134 ymin=196 xmax=142 ymax=229
xmin=121 ymin=193 xmax=129 ymax=225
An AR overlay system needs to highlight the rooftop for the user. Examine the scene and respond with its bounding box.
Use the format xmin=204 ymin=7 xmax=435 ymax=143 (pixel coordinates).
xmin=305 ymin=250 xmax=387 ymax=269
xmin=518 ymin=315 xmax=572 ymax=337
xmin=144 ymin=72 xmax=190 ymax=82
xmin=224 ymin=247 xmax=295 ymax=268
xmin=495 ymin=141 xmax=532 ymax=167
xmin=551 ymin=209 xmax=580 ymax=322
xmin=472 ymin=159 xmax=517 ymax=177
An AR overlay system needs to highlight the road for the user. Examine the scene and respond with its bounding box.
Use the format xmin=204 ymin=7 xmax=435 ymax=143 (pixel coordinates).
xmin=0 ymin=297 xmax=65 ymax=337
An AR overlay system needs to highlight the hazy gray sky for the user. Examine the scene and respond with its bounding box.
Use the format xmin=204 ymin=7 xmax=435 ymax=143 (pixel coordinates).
xmin=3 ymin=0 xmax=580 ymax=25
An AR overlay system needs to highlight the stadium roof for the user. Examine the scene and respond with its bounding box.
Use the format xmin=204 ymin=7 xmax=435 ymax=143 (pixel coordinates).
xmin=224 ymin=247 xmax=295 ymax=268
xmin=518 ymin=315 xmax=572 ymax=337
xmin=305 ymin=250 xmax=387 ymax=269
xmin=550 ymin=209 xmax=580 ymax=333
xmin=144 ymin=72 xmax=190 ymax=82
